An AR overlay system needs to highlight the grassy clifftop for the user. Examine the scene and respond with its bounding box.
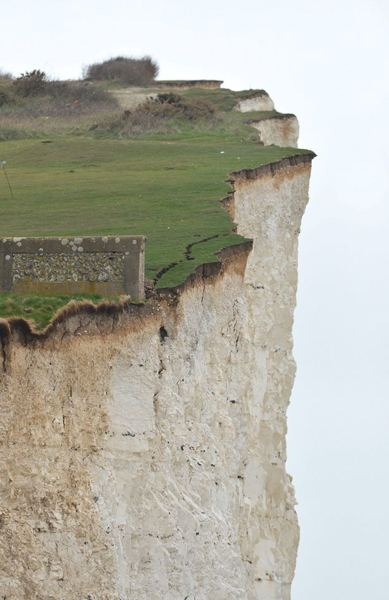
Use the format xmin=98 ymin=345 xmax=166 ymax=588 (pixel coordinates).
xmin=0 ymin=83 xmax=313 ymax=328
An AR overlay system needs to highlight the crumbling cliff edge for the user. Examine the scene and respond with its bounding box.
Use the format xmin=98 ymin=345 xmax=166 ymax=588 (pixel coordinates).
xmin=0 ymin=138 xmax=314 ymax=597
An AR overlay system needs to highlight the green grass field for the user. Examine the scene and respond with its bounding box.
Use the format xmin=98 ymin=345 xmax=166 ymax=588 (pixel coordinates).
xmin=0 ymin=84 xmax=312 ymax=329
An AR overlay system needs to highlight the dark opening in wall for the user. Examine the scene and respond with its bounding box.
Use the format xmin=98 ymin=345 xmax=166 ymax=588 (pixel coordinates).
xmin=159 ymin=326 xmax=168 ymax=343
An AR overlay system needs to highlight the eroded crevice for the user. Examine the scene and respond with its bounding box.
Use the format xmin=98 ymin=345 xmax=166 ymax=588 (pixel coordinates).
xmin=159 ymin=326 xmax=168 ymax=344
xmin=154 ymin=342 xmax=167 ymax=422
xmin=1 ymin=338 xmax=7 ymax=373
xmin=0 ymin=320 xmax=11 ymax=373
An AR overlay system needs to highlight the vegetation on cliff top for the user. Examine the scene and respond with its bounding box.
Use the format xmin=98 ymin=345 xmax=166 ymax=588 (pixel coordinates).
xmin=0 ymin=69 xmax=313 ymax=329
xmin=83 ymin=56 xmax=159 ymax=86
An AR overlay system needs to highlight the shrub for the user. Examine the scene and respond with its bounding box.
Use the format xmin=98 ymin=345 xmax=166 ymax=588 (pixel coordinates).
xmin=84 ymin=56 xmax=159 ymax=86
xmin=0 ymin=91 xmax=10 ymax=106
xmin=101 ymin=93 xmax=218 ymax=137
xmin=150 ymin=93 xmax=216 ymax=120
xmin=13 ymin=70 xmax=48 ymax=97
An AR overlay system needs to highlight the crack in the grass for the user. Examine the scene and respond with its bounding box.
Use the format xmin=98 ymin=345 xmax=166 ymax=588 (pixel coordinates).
xmin=153 ymin=233 xmax=230 ymax=285
xmin=153 ymin=262 xmax=179 ymax=284
xmin=185 ymin=234 xmax=228 ymax=261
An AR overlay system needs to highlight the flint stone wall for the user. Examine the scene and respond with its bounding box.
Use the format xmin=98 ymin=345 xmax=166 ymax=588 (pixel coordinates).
xmin=0 ymin=236 xmax=146 ymax=299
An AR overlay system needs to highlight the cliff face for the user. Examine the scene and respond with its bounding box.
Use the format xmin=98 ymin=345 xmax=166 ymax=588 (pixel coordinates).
xmin=250 ymin=116 xmax=299 ymax=148
xmin=235 ymin=94 xmax=275 ymax=112
xmin=0 ymin=155 xmax=313 ymax=600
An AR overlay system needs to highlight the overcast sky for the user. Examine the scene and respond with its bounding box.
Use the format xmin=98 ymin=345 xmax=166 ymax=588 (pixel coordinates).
xmin=2 ymin=1 xmax=388 ymax=598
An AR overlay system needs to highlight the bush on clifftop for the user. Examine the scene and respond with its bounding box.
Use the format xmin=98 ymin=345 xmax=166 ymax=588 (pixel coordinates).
xmin=83 ymin=56 xmax=159 ymax=86
xmin=13 ymin=70 xmax=48 ymax=97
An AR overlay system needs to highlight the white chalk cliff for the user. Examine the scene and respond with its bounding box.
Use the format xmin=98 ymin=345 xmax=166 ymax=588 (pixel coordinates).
xmin=235 ymin=94 xmax=275 ymax=112
xmin=0 ymin=98 xmax=314 ymax=600
xmin=250 ymin=116 xmax=299 ymax=148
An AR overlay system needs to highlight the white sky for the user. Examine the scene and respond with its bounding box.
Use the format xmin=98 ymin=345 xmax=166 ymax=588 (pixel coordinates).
xmin=2 ymin=1 xmax=388 ymax=598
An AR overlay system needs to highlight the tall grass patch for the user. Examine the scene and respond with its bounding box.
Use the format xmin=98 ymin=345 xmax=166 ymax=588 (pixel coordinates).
xmin=100 ymin=93 xmax=219 ymax=137
xmin=0 ymin=79 xmax=120 ymax=139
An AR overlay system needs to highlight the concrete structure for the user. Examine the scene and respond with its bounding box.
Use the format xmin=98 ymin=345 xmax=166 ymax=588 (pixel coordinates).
xmin=0 ymin=235 xmax=146 ymax=299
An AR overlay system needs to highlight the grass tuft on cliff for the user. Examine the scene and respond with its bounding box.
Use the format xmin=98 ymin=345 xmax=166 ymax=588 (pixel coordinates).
xmin=0 ymin=292 xmax=115 ymax=330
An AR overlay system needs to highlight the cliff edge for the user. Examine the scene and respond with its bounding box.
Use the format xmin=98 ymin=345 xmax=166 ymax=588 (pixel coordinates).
xmin=0 ymin=91 xmax=314 ymax=600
